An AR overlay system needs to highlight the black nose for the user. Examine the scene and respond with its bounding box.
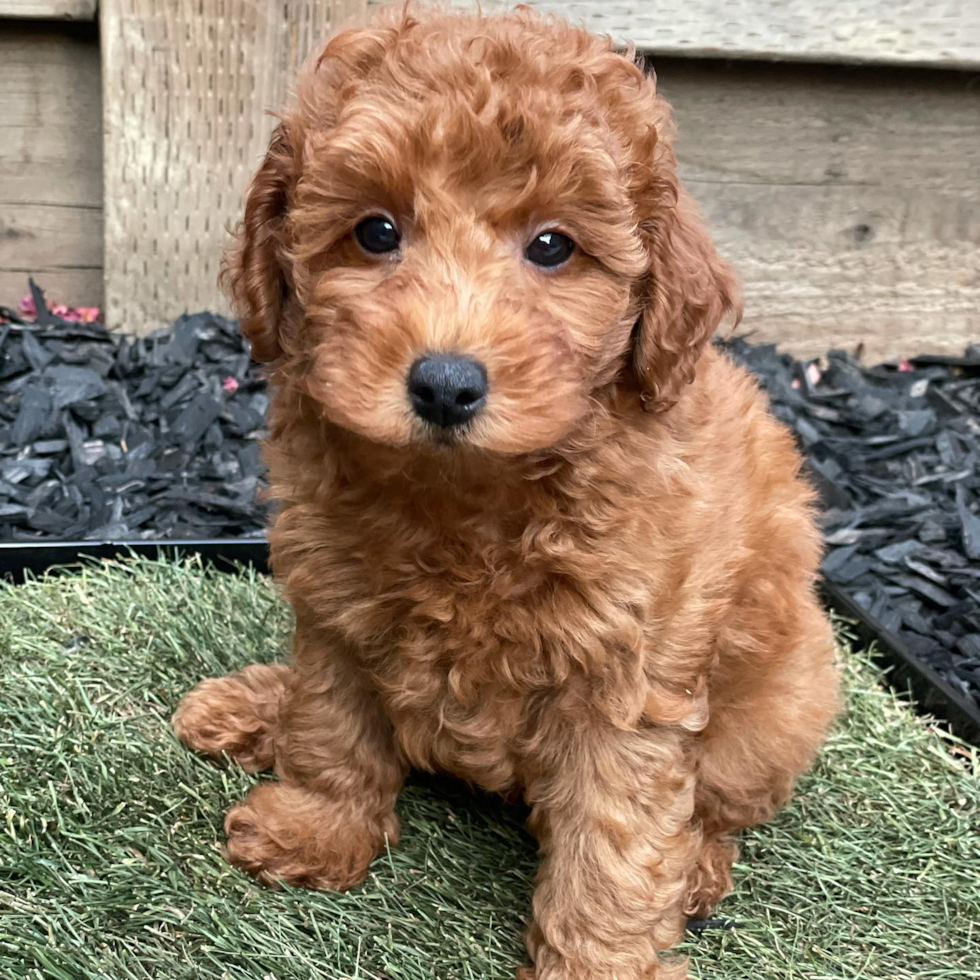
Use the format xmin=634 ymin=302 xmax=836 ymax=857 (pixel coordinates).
xmin=408 ymin=355 xmax=488 ymax=428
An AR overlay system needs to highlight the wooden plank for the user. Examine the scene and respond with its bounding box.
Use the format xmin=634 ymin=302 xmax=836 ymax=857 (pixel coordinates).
xmin=660 ymin=60 xmax=980 ymax=359
xmin=0 ymin=202 xmax=102 ymax=273
xmin=99 ymin=6 xmax=978 ymax=358
xmin=375 ymin=1 xmax=980 ymax=70
xmin=0 ymin=22 xmax=103 ymax=307
xmin=0 ymin=1 xmax=96 ymax=19
xmin=101 ymin=0 xmax=367 ymax=332
xmin=0 ymin=204 xmax=103 ymax=307
xmin=0 ymin=269 xmax=103 ymax=306
xmin=0 ymin=24 xmax=102 ymax=208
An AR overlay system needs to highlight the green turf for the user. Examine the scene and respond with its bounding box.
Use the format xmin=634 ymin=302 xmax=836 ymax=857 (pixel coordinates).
xmin=1 ymin=556 xmax=978 ymax=980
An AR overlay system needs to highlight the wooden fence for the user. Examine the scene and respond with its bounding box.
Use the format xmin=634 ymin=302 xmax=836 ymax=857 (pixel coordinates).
xmin=1 ymin=1 xmax=978 ymax=358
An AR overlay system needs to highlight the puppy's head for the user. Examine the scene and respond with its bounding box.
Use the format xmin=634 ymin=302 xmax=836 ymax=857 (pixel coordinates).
xmin=224 ymin=7 xmax=739 ymax=455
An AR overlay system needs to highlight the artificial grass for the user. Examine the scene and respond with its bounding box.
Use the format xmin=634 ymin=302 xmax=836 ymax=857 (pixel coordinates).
xmin=0 ymin=556 xmax=977 ymax=980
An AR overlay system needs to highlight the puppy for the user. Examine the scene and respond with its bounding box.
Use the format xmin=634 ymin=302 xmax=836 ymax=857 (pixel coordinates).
xmin=174 ymin=7 xmax=840 ymax=978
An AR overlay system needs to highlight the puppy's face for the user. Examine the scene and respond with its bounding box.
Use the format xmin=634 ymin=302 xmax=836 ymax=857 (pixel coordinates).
xmin=227 ymin=11 xmax=738 ymax=456
xmin=291 ymin=74 xmax=646 ymax=456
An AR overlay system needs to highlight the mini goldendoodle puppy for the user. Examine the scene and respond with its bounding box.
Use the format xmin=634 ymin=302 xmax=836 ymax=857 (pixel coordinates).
xmin=174 ymin=6 xmax=840 ymax=978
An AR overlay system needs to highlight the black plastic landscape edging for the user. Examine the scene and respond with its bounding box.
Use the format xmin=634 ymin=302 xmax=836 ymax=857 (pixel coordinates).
xmin=820 ymin=579 xmax=980 ymax=746
xmin=0 ymin=537 xmax=270 ymax=584
xmin=3 ymin=537 xmax=979 ymax=746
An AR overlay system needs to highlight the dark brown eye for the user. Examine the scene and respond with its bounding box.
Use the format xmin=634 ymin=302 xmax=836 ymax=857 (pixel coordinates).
xmin=525 ymin=231 xmax=575 ymax=268
xmin=355 ymin=216 xmax=401 ymax=254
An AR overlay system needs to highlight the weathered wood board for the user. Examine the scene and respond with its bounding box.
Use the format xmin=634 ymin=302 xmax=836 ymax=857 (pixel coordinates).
xmin=0 ymin=0 xmax=96 ymax=18
xmin=384 ymin=0 xmax=980 ymax=69
xmin=100 ymin=0 xmax=367 ymax=332
xmin=0 ymin=23 xmax=103 ymax=307
xmin=89 ymin=2 xmax=980 ymax=357
xmin=661 ymin=60 xmax=980 ymax=358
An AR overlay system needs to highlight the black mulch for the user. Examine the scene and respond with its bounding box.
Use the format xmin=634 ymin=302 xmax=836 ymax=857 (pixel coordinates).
xmin=0 ymin=283 xmax=269 ymax=542
xmin=724 ymin=337 xmax=980 ymax=712
xmin=2 ymin=281 xmax=979 ymax=715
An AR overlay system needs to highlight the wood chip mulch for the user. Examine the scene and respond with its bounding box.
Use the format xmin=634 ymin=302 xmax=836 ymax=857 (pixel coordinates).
xmin=2 ymin=280 xmax=978 ymax=714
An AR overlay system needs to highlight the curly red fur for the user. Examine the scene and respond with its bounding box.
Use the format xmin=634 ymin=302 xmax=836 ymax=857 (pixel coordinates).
xmin=178 ymin=6 xmax=839 ymax=978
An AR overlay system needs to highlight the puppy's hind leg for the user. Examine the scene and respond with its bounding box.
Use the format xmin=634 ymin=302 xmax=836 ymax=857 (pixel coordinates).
xmin=685 ymin=606 xmax=840 ymax=917
xmin=173 ymin=663 xmax=290 ymax=772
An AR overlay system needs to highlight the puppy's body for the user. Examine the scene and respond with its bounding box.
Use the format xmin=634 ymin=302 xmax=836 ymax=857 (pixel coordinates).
xmin=268 ymin=349 xmax=830 ymax=795
xmin=174 ymin=8 xmax=839 ymax=978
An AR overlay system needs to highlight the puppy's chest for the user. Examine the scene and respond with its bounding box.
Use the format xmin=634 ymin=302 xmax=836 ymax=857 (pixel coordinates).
xmin=327 ymin=518 xmax=632 ymax=791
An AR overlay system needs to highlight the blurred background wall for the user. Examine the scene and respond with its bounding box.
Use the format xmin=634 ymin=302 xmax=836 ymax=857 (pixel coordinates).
xmin=1 ymin=0 xmax=978 ymax=359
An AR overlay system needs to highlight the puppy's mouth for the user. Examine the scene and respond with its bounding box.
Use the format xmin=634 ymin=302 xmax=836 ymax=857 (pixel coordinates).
xmin=413 ymin=416 xmax=478 ymax=450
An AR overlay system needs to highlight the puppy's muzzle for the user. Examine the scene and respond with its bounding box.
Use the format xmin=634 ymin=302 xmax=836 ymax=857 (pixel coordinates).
xmin=408 ymin=355 xmax=488 ymax=428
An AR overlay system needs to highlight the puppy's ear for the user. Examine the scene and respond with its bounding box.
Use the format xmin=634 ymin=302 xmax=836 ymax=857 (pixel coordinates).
xmin=222 ymin=124 xmax=293 ymax=363
xmin=632 ymin=182 xmax=741 ymax=411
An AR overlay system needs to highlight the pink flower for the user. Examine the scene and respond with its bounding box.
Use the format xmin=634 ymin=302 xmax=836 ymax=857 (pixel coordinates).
xmin=222 ymin=376 xmax=240 ymax=393
xmin=15 ymin=292 xmax=102 ymax=323
xmin=898 ymin=358 xmax=914 ymax=372
xmin=806 ymin=363 xmax=822 ymax=386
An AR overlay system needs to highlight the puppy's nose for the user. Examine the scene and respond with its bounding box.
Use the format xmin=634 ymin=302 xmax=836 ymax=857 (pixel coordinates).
xmin=408 ymin=355 xmax=488 ymax=428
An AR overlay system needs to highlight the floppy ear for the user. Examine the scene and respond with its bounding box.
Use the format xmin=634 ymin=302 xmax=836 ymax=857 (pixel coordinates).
xmin=222 ymin=124 xmax=293 ymax=363
xmin=632 ymin=182 xmax=741 ymax=411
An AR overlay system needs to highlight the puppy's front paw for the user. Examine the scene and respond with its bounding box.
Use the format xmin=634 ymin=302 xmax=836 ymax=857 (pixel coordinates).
xmin=225 ymin=781 xmax=396 ymax=891
xmin=173 ymin=663 xmax=290 ymax=772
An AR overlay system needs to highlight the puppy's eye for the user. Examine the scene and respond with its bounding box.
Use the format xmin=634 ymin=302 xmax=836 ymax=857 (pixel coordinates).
xmin=525 ymin=231 xmax=575 ymax=268
xmin=355 ymin=216 xmax=401 ymax=255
